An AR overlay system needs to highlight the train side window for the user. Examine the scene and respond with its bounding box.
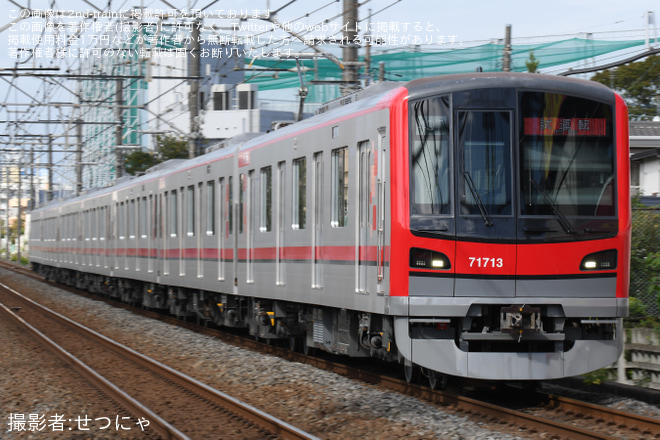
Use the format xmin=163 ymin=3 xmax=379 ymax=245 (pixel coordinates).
xmin=129 ymin=199 xmax=136 ymax=239
xmin=100 ymin=206 xmax=106 ymax=241
xmin=292 ymin=157 xmax=307 ymax=230
xmin=85 ymin=209 xmax=90 ymax=240
xmin=187 ymin=185 xmax=195 ymax=237
xmin=92 ymin=208 xmax=97 ymax=240
xmin=207 ymin=181 xmax=215 ymax=236
xmin=170 ymin=189 xmax=178 ymax=237
xmin=140 ymin=196 xmax=148 ymax=239
xmin=331 ymin=147 xmax=349 ymax=227
xmin=119 ymin=202 xmax=125 ymax=239
xmin=260 ymin=166 xmax=272 ymax=232
xmin=228 ymin=176 xmax=234 ymax=234
xmin=239 ymin=174 xmax=245 ymax=234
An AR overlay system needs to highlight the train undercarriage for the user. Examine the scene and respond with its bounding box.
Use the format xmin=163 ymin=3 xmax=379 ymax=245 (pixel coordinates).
xmin=33 ymin=263 xmax=400 ymax=372
xmin=34 ymin=262 xmax=621 ymax=386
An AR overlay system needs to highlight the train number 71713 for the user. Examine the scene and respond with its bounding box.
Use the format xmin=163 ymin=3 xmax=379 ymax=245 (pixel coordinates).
xmin=468 ymin=257 xmax=504 ymax=268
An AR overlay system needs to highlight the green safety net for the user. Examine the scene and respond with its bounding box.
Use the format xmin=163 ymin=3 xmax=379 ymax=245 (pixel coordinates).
xmin=245 ymin=38 xmax=647 ymax=102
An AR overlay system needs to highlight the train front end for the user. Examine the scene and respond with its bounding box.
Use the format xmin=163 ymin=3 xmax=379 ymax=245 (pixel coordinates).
xmin=389 ymin=73 xmax=630 ymax=380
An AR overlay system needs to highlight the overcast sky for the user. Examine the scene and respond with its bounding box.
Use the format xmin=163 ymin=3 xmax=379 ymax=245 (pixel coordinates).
xmin=2 ymin=0 xmax=658 ymax=47
xmin=241 ymin=0 xmax=658 ymax=44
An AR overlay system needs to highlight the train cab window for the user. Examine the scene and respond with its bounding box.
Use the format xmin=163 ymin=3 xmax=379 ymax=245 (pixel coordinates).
xmin=260 ymin=167 xmax=272 ymax=232
xmin=410 ymin=96 xmax=451 ymax=216
xmin=187 ymin=185 xmax=195 ymax=237
xmin=293 ymin=157 xmax=307 ymax=230
xmin=519 ymin=91 xmax=615 ymax=219
xmin=331 ymin=147 xmax=349 ymax=227
xmin=457 ymin=110 xmax=512 ymax=217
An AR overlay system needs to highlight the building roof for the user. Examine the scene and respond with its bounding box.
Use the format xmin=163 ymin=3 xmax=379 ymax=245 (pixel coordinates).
xmin=630 ymin=121 xmax=660 ymax=150
xmin=630 ymin=121 xmax=660 ymax=137
xmin=631 ymin=148 xmax=660 ymax=162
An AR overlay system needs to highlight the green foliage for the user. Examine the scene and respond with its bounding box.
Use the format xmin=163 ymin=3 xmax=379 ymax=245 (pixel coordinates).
xmin=630 ymin=209 xmax=660 ymax=299
xmin=591 ymin=55 xmax=660 ymax=117
xmin=123 ymin=135 xmax=191 ymax=176
xmin=632 ymin=370 xmax=652 ymax=387
xmin=125 ymin=150 xmax=158 ymax=176
xmin=525 ymin=52 xmax=540 ymax=73
xmin=629 ymin=297 xmax=648 ymax=319
xmin=157 ymin=135 xmax=189 ymax=160
xmin=583 ymin=368 xmax=613 ymax=386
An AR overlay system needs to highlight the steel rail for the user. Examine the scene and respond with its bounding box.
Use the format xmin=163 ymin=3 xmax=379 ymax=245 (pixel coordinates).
xmin=2 ymin=263 xmax=653 ymax=439
xmin=303 ymin=357 xmax=621 ymax=440
xmin=0 ymin=280 xmax=320 ymax=440
xmin=0 ymin=298 xmax=189 ymax=440
xmin=544 ymin=392 xmax=660 ymax=436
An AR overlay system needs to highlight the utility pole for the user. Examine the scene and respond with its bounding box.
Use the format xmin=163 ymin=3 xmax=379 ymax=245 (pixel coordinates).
xmin=76 ymin=121 xmax=83 ymax=195
xmin=47 ymin=135 xmax=53 ymax=202
xmin=189 ymin=19 xmax=201 ymax=159
xmin=502 ymin=25 xmax=512 ymax=72
xmin=16 ymin=159 xmax=21 ymax=262
xmin=115 ymin=79 xmax=124 ymax=179
xmin=4 ymin=167 xmax=8 ymax=259
xmin=364 ymin=8 xmax=372 ymax=86
xmin=29 ymin=148 xmax=34 ymax=210
xmin=341 ymin=0 xmax=359 ymax=95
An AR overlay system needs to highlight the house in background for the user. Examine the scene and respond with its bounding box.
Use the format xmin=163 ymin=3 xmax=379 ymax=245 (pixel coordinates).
xmin=629 ymin=120 xmax=660 ymax=205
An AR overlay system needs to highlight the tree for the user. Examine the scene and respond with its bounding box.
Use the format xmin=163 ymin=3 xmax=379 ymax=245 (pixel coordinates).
xmin=125 ymin=150 xmax=157 ymax=176
xmin=156 ymin=135 xmax=189 ymax=161
xmin=525 ymin=51 xmax=540 ymax=73
xmin=123 ymin=135 xmax=190 ymax=176
xmin=591 ymin=55 xmax=660 ymax=117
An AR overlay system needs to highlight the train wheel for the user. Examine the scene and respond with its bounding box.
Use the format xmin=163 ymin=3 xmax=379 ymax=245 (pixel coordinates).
xmin=302 ymin=335 xmax=314 ymax=356
xmin=289 ymin=336 xmax=300 ymax=352
xmin=403 ymin=359 xmax=419 ymax=384
xmin=427 ymin=370 xmax=448 ymax=391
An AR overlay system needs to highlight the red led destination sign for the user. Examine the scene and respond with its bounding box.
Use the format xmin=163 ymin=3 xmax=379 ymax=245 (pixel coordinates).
xmin=524 ymin=118 xmax=607 ymax=136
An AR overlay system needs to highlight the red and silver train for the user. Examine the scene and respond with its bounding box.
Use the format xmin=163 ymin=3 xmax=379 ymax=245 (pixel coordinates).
xmin=29 ymin=73 xmax=630 ymax=385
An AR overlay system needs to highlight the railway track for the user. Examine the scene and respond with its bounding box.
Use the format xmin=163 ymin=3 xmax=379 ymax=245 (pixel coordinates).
xmin=0 ymin=277 xmax=319 ymax=440
xmin=2 ymin=261 xmax=660 ymax=439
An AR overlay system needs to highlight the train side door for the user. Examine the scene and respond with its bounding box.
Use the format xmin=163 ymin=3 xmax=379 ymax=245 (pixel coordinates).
xmin=275 ymin=163 xmax=285 ymax=286
xmin=376 ymin=127 xmax=387 ymax=294
xmin=357 ymin=140 xmax=377 ymax=294
xmin=312 ymin=152 xmax=323 ymax=288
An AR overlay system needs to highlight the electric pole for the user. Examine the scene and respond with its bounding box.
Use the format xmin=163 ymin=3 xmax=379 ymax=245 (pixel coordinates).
xmin=189 ymin=19 xmax=201 ymax=158
xmin=502 ymin=25 xmax=512 ymax=72
xmin=342 ymin=0 xmax=359 ymax=95
xmin=115 ymin=79 xmax=124 ymax=179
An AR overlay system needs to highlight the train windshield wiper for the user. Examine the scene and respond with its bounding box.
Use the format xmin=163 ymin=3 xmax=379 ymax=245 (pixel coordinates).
xmin=411 ymin=227 xmax=449 ymax=235
xmin=530 ymin=179 xmax=576 ymax=234
xmin=463 ymin=171 xmax=493 ymax=227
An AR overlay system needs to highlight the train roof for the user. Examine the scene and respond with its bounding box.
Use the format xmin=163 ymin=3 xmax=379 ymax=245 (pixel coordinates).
xmin=32 ymin=73 xmax=617 ymax=214
xmin=405 ymin=72 xmax=616 ymax=103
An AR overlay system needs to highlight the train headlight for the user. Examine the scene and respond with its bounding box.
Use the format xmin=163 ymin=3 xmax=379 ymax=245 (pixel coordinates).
xmin=410 ymin=248 xmax=451 ymax=270
xmin=580 ymin=249 xmax=617 ymax=271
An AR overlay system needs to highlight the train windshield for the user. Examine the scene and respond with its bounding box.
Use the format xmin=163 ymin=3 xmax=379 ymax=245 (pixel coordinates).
xmin=519 ymin=92 xmax=615 ymax=219
xmin=409 ymin=89 xmax=616 ymax=241
xmin=410 ymin=96 xmax=452 ymax=216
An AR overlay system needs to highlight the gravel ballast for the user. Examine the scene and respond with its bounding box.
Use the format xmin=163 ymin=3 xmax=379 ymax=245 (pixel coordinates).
xmin=3 ymin=267 xmax=659 ymax=439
